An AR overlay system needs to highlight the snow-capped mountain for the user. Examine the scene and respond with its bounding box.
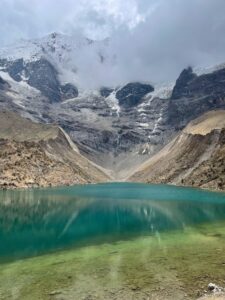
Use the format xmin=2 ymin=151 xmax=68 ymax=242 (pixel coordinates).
xmin=1 ymin=33 xmax=225 ymax=178
xmin=0 ymin=32 xmax=101 ymax=61
xmin=0 ymin=32 xmax=112 ymax=87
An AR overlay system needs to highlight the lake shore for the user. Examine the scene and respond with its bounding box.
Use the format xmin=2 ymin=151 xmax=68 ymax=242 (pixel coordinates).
xmin=1 ymin=222 xmax=225 ymax=300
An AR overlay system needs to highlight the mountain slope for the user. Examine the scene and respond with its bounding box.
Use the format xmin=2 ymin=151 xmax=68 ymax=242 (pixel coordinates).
xmin=1 ymin=34 xmax=225 ymax=180
xmin=0 ymin=111 xmax=110 ymax=189
xmin=129 ymin=110 xmax=225 ymax=191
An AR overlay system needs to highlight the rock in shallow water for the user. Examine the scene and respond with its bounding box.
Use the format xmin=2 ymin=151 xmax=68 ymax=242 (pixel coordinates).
xmin=208 ymin=283 xmax=224 ymax=293
xmin=197 ymin=283 xmax=225 ymax=299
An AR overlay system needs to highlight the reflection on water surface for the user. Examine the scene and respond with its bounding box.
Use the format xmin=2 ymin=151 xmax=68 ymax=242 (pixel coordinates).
xmin=0 ymin=183 xmax=225 ymax=261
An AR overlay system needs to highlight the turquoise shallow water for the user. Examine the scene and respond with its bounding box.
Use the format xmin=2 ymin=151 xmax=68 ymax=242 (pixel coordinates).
xmin=0 ymin=183 xmax=225 ymax=260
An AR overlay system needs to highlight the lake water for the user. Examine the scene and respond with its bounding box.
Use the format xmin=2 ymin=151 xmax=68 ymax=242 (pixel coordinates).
xmin=1 ymin=183 xmax=225 ymax=299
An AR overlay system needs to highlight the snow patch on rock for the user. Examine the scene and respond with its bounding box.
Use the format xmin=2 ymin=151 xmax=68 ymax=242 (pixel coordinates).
xmin=105 ymin=91 xmax=120 ymax=116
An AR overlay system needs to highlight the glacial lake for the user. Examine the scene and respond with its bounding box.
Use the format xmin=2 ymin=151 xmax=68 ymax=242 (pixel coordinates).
xmin=1 ymin=183 xmax=225 ymax=300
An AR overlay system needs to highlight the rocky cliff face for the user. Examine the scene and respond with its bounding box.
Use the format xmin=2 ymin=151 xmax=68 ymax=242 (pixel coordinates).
xmin=0 ymin=57 xmax=79 ymax=103
xmin=129 ymin=110 xmax=225 ymax=191
xmin=116 ymin=82 xmax=154 ymax=108
xmin=0 ymin=111 xmax=109 ymax=189
xmin=168 ymin=67 xmax=225 ymax=128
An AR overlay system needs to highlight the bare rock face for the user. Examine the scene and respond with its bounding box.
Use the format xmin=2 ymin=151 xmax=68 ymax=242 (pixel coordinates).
xmin=26 ymin=58 xmax=62 ymax=102
xmin=116 ymin=82 xmax=154 ymax=108
xmin=168 ymin=67 xmax=225 ymax=128
xmin=0 ymin=57 xmax=79 ymax=103
xmin=99 ymin=87 xmax=114 ymax=98
xmin=171 ymin=66 xmax=197 ymax=99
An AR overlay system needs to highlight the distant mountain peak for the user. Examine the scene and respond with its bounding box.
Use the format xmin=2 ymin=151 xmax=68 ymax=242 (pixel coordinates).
xmin=0 ymin=32 xmax=112 ymax=89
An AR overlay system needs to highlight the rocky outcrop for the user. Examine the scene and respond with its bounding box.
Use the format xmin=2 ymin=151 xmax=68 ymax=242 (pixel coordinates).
xmin=26 ymin=58 xmax=61 ymax=102
xmin=116 ymin=82 xmax=154 ymax=108
xmin=168 ymin=67 xmax=225 ymax=128
xmin=0 ymin=111 xmax=110 ymax=189
xmin=171 ymin=66 xmax=197 ymax=99
xmin=5 ymin=58 xmax=24 ymax=82
xmin=0 ymin=57 xmax=78 ymax=103
xmin=129 ymin=110 xmax=225 ymax=191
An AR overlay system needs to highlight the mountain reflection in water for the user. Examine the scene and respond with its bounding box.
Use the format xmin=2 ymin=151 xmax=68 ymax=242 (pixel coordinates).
xmin=0 ymin=183 xmax=225 ymax=261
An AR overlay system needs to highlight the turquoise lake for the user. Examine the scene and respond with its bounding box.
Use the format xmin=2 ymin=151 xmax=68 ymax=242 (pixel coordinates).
xmin=1 ymin=183 xmax=225 ymax=300
xmin=1 ymin=183 xmax=225 ymax=260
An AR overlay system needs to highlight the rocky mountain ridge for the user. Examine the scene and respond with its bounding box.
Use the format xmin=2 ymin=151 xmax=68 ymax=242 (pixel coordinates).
xmin=0 ymin=33 xmax=225 ymax=184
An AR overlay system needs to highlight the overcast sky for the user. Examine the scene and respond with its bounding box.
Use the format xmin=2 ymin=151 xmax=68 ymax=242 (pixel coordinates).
xmin=1 ymin=0 xmax=225 ymax=85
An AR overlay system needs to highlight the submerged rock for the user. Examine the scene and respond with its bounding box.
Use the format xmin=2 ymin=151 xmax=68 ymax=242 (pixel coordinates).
xmin=49 ymin=290 xmax=62 ymax=296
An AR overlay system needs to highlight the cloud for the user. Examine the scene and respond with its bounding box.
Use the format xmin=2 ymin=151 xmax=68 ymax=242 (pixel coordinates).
xmin=1 ymin=0 xmax=225 ymax=86
xmin=0 ymin=0 xmax=148 ymax=44
xmin=106 ymin=0 xmax=225 ymax=84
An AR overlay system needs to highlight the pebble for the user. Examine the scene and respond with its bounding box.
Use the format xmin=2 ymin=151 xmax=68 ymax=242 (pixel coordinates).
xmin=49 ymin=290 xmax=62 ymax=296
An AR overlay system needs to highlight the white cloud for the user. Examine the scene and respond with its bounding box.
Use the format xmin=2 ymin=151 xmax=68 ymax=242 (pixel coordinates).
xmin=0 ymin=0 xmax=151 ymax=44
xmin=1 ymin=0 xmax=225 ymax=86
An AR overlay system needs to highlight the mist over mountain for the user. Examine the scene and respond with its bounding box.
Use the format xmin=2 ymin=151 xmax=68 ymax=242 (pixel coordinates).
xmin=1 ymin=0 xmax=225 ymax=87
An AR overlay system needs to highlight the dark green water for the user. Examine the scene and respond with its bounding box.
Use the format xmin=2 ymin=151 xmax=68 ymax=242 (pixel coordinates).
xmin=1 ymin=183 xmax=225 ymax=261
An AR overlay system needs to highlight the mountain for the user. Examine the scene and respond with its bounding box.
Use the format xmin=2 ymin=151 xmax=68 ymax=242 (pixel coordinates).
xmin=129 ymin=110 xmax=225 ymax=191
xmin=0 ymin=33 xmax=175 ymax=177
xmin=0 ymin=32 xmax=110 ymax=90
xmin=0 ymin=33 xmax=225 ymax=183
xmin=0 ymin=111 xmax=110 ymax=189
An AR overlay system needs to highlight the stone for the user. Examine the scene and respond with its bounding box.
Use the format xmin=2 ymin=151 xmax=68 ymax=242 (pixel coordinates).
xmin=49 ymin=290 xmax=62 ymax=296
xmin=208 ymin=283 xmax=224 ymax=293
xmin=208 ymin=283 xmax=217 ymax=291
